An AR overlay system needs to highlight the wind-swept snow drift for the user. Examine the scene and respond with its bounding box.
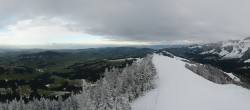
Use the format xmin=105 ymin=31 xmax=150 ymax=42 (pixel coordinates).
xmin=132 ymin=54 xmax=250 ymax=110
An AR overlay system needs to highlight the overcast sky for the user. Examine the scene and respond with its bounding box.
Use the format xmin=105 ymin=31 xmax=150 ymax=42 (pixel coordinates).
xmin=1 ymin=0 xmax=250 ymax=48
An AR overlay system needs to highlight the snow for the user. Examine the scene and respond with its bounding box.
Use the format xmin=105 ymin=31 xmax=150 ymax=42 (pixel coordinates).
xmin=45 ymin=84 xmax=50 ymax=87
xmin=189 ymin=45 xmax=202 ymax=49
xmin=224 ymin=72 xmax=241 ymax=82
xmin=36 ymin=69 xmax=44 ymax=72
xmin=244 ymin=59 xmax=250 ymax=63
xmin=199 ymin=39 xmax=250 ymax=59
xmin=222 ymin=47 xmax=242 ymax=58
xmin=218 ymin=39 xmax=250 ymax=59
xmin=200 ymin=49 xmax=216 ymax=55
xmin=132 ymin=54 xmax=250 ymax=110
xmin=240 ymin=66 xmax=250 ymax=69
xmin=218 ymin=48 xmax=229 ymax=56
xmin=195 ymin=38 xmax=250 ymax=59
xmin=135 ymin=58 xmax=143 ymax=63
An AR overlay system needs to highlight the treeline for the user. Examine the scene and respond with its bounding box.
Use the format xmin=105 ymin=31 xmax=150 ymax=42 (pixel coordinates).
xmin=0 ymin=55 xmax=157 ymax=110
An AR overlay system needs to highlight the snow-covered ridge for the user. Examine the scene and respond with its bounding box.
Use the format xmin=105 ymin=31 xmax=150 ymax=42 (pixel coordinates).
xmin=132 ymin=54 xmax=250 ymax=110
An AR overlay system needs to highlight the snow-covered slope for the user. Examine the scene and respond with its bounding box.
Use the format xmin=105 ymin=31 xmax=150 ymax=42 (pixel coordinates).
xmin=131 ymin=54 xmax=250 ymax=110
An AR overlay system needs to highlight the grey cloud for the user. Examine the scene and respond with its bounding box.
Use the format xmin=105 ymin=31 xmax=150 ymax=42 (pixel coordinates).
xmin=0 ymin=0 xmax=250 ymax=43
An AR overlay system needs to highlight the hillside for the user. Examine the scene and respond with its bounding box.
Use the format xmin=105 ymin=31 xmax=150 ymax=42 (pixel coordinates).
xmin=132 ymin=54 xmax=250 ymax=110
xmin=0 ymin=47 xmax=154 ymax=102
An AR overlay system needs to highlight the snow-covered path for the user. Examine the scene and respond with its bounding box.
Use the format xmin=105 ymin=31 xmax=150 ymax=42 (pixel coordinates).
xmin=131 ymin=54 xmax=250 ymax=110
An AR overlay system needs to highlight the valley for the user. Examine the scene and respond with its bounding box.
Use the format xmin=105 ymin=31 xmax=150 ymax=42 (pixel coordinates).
xmin=0 ymin=47 xmax=154 ymax=102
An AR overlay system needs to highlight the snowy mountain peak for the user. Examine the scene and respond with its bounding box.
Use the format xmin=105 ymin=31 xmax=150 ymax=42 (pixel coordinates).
xmin=191 ymin=38 xmax=250 ymax=59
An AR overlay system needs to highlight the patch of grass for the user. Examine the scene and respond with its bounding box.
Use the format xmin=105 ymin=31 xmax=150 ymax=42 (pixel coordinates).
xmin=37 ymin=89 xmax=54 ymax=97
xmin=48 ymin=76 xmax=82 ymax=89
xmin=67 ymin=79 xmax=82 ymax=87
xmin=0 ymin=88 xmax=12 ymax=95
xmin=52 ymin=76 xmax=66 ymax=84
xmin=46 ymin=76 xmax=67 ymax=89
xmin=16 ymin=85 xmax=32 ymax=97
xmin=0 ymin=73 xmax=38 ymax=80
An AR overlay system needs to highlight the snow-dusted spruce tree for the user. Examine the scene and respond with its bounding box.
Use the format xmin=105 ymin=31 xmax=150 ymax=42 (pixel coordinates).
xmin=77 ymin=83 xmax=95 ymax=110
xmin=64 ymin=93 xmax=79 ymax=110
xmin=119 ymin=64 xmax=137 ymax=101
xmin=96 ymin=78 xmax=114 ymax=110
xmin=40 ymin=98 xmax=49 ymax=110
xmin=0 ymin=55 xmax=157 ymax=110
xmin=117 ymin=55 xmax=156 ymax=101
xmin=138 ymin=55 xmax=157 ymax=92
xmin=8 ymin=98 xmax=25 ymax=110
xmin=112 ymin=93 xmax=130 ymax=110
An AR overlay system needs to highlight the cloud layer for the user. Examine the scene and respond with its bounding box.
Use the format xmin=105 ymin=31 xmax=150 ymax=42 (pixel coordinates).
xmin=1 ymin=0 xmax=250 ymax=44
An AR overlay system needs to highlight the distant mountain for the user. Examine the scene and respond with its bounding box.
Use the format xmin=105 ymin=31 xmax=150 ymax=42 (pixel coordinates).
xmin=189 ymin=37 xmax=250 ymax=61
xmin=135 ymin=45 xmax=187 ymax=49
